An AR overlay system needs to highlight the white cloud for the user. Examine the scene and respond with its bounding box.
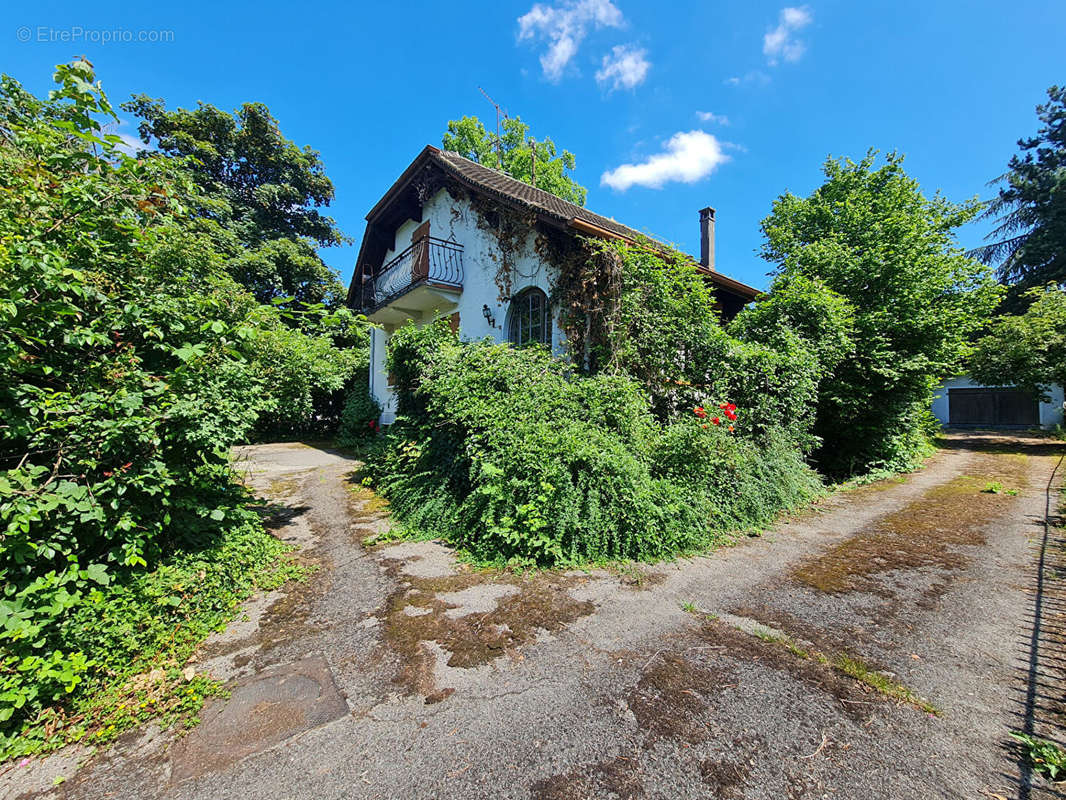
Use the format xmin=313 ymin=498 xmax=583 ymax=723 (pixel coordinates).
xmin=518 ymin=0 xmax=625 ymax=82
xmin=104 ymin=119 xmax=148 ymax=157
xmin=595 ymin=44 xmax=650 ymax=91
xmin=115 ymin=132 xmax=144 ymax=157
xmin=696 ymin=110 xmax=729 ymax=125
xmin=724 ymin=70 xmax=770 ymax=87
xmin=601 ymin=131 xmax=729 ymax=191
xmin=763 ymin=6 xmax=812 ymax=65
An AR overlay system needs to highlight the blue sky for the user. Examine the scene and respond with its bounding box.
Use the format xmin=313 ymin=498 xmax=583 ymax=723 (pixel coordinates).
xmin=4 ymin=0 xmax=1063 ymax=290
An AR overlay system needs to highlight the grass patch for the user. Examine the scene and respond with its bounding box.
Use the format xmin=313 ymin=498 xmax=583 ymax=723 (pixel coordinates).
xmin=832 ymin=654 xmax=938 ymax=714
xmin=605 ymin=562 xmax=664 ymax=589
xmin=1 ymin=519 xmax=307 ymax=761
xmin=735 ymin=624 xmax=939 ymax=715
xmin=794 ymin=451 xmax=1031 ymax=594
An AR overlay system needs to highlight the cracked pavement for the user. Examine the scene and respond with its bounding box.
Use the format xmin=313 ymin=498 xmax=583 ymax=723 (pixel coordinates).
xmin=6 ymin=432 xmax=1066 ymax=800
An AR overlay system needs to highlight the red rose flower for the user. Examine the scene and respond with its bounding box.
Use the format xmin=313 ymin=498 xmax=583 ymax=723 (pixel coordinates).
xmin=712 ymin=416 xmax=721 ymax=425
xmin=694 ymin=406 xmax=707 ymax=419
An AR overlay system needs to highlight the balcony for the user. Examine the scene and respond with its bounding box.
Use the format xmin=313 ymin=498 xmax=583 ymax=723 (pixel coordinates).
xmin=355 ymin=236 xmax=464 ymax=323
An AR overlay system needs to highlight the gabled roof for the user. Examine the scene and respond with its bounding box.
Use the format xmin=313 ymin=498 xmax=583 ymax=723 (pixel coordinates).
xmin=348 ymin=145 xmax=760 ymax=306
xmin=433 ymin=148 xmax=650 ymax=243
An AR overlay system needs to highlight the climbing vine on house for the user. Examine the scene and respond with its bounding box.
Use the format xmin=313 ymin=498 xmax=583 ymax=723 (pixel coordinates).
xmin=468 ymin=191 xmax=543 ymax=302
xmin=554 ymin=237 xmax=845 ymax=453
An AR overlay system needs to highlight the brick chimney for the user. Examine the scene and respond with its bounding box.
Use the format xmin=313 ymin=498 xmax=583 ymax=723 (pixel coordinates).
xmin=699 ymin=207 xmax=715 ymax=270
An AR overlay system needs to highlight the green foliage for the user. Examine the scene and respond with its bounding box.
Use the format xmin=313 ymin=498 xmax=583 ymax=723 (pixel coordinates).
xmin=362 ymin=323 xmax=822 ymax=566
xmin=123 ymin=94 xmax=347 ymax=306
xmin=250 ymin=306 xmax=369 ymax=440
xmin=336 ymin=380 xmax=383 ymax=446
xmin=560 ymin=238 xmax=826 ymax=452
xmin=970 ymin=283 xmax=1066 ymax=400
xmin=2 ymin=516 xmax=302 ymax=759
xmin=729 ymin=273 xmax=855 ymax=375
xmin=1011 ymin=732 xmax=1066 ymax=781
xmin=0 ymin=62 xmax=310 ymax=751
xmin=442 ymin=115 xmax=587 ymax=206
xmin=759 ymin=151 xmax=1002 ymax=476
xmin=975 ymin=86 xmax=1066 ymax=307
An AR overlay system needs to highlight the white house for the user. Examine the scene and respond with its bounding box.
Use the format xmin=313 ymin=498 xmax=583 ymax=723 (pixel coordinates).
xmin=931 ymin=376 xmax=1064 ymax=429
xmin=346 ymin=146 xmax=759 ymax=423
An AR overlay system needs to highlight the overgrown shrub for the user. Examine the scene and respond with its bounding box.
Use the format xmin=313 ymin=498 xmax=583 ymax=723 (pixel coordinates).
xmin=2 ymin=513 xmax=301 ymax=759
xmin=336 ymin=377 xmax=383 ymax=446
xmin=557 ymin=237 xmax=829 ymax=453
xmin=652 ymin=424 xmax=823 ymax=533
xmin=362 ymin=322 xmax=823 ymax=566
xmin=0 ymin=62 xmax=317 ymax=753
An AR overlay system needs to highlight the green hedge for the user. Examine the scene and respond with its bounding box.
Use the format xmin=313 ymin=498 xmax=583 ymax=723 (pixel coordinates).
xmin=361 ymin=322 xmax=822 ymax=566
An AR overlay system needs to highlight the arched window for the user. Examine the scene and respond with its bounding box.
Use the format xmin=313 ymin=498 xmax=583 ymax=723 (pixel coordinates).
xmin=507 ymin=287 xmax=551 ymax=346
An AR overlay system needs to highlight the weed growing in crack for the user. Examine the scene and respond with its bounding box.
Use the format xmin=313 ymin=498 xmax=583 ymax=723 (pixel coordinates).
xmin=1011 ymin=732 xmax=1066 ymax=781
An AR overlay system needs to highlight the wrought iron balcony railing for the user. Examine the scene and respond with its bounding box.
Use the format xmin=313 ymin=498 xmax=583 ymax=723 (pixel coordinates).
xmin=355 ymin=236 xmax=464 ymax=312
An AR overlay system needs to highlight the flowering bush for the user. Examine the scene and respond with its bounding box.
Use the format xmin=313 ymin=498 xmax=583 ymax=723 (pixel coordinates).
xmin=336 ymin=382 xmax=383 ymax=446
xmin=560 ymin=238 xmax=826 ymax=454
xmin=362 ymin=322 xmax=823 ymax=566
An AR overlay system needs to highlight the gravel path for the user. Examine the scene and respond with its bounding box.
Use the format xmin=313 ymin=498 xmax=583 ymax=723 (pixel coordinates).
xmin=7 ymin=432 xmax=1066 ymax=800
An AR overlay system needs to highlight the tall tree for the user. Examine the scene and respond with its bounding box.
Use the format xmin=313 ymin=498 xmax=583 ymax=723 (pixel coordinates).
xmin=442 ymin=115 xmax=587 ymax=206
xmin=122 ymin=96 xmax=347 ymax=306
xmin=760 ymin=151 xmax=1002 ymax=477
xmin=974 ymin=86 xmax=1066 ymax=307
xmin=970 ymin=284 xmax=1066 ymax=398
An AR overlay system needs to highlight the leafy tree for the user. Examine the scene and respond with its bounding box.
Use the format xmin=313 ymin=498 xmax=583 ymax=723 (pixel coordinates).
xmin=557 ymin=238 xmax=828 ymax=452
xmin=760 ymin=152 xmax=1002 ymax=476
xmin=974 ymin=86 xmax=1066 ymax=307
xmin=970 ymin=284 xmax=1066 ymax=398
xmin=729 ymin=273 xmax=855 ymax=376
xmin=123 ymin=95 xmax=347 ymax=305
xmin=442 ymin=115 xmax=587 ymax=206
xmin=0 ymin=61 xmax=361 ymax=751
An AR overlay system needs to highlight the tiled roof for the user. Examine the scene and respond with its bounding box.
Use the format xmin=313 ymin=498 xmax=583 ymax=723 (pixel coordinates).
xmin=431 ymin=148 xmax=759 ymax=300
xmin=353 ymin=145 xmax=760 ymax=305
xmin=432 ymin=148 xmax=657 ymax=244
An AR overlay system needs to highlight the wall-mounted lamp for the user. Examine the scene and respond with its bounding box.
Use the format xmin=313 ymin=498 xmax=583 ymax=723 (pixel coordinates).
xmin=482 ymin=304 xmax=496 ymax=328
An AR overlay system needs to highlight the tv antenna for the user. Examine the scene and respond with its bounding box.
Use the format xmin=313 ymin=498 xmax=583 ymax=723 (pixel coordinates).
xmin=478 ymin=86 xmax=508 ymax=168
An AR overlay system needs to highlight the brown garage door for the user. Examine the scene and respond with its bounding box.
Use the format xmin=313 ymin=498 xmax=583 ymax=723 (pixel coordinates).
xmin=948 ymin=388 xmax=1039 ymax=427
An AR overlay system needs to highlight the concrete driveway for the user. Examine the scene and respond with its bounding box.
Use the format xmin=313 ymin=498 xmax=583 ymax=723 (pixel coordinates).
xmin=7 ymin=432 xmax=1066 ymax=800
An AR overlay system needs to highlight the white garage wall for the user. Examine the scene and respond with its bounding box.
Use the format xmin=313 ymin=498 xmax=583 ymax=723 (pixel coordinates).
xmin=931 ymin=375 xmax=1064 ymax=428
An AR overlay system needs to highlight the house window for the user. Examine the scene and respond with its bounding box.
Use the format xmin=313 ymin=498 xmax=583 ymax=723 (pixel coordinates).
xmin=507 ymin=287 xmax=551 ymax=346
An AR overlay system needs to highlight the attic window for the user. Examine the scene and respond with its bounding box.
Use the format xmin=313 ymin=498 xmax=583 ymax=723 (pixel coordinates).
xmin=507 ymin=287 xmax=550 ymax=347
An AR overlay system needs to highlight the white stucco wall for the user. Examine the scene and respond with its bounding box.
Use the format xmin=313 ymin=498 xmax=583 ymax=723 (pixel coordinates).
xmin=369 ymin=189 xmax=568 ymax=423
xmin=931 ymin=375 xmax=1064 ymax=428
